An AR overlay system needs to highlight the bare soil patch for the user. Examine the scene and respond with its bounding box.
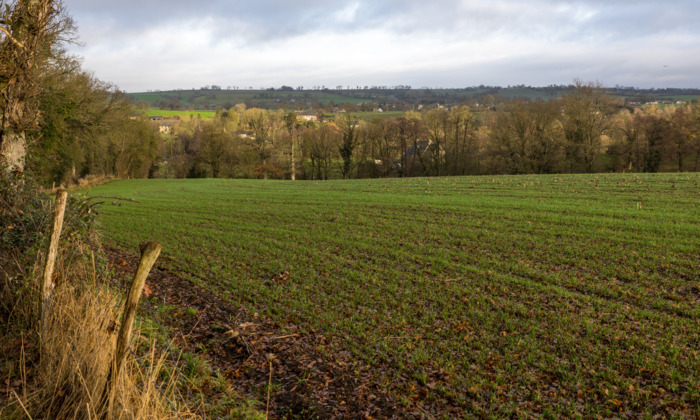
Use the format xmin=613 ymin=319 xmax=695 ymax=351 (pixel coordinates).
xmin=106 ymin=246 xmax=407 ymax=419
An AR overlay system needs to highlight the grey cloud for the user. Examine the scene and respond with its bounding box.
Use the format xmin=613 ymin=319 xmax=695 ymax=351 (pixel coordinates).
xmin=64 ymin=0 xmax=700 ymax=45
xmin=62 ymin=0 xmax=700 ymax=90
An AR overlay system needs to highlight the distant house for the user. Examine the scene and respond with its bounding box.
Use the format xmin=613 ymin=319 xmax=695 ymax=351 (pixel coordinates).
xmin=236 ymin=130 xmax=255 ymax=139
xmin=297 ymin=111 xmax=318 ymax=122
xmin=149 ymin=116 xmax=181 ymax=134
xmin=158 ymin=122 xmax=173 ymax=134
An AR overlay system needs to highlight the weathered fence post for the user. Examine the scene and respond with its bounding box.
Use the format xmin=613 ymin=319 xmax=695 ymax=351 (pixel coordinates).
xmin=102 ymin=242 xmax=162 ymax=418
xmin=40 ymin=189 xmax=67 ymax=333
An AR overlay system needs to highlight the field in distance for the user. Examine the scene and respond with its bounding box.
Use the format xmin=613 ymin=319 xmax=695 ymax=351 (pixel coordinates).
xmin=88 ymin=173 xmax=699 ymax=417
xmin=142 ymin=108 xmax=216 ymax=119
xmin=141 ymin=107 xmax=404 ymax=121
xmin=130 ymin=86 xmax=700 ymax=111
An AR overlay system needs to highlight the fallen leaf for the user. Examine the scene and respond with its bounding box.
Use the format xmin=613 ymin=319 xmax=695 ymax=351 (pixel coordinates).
xmin=143 ymin=284 xmax=154 ymax=298
xmin=224 ymin=330 xmax=240 ymax=338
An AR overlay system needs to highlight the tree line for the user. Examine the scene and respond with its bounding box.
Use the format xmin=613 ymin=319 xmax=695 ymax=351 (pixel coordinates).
xmin=7 ymin=71 xmax=700 ymax=186
xmin=145 ymin=81 xmax=700 ymax=182
xmin=17 ymin=81 xmax=700 ymax=186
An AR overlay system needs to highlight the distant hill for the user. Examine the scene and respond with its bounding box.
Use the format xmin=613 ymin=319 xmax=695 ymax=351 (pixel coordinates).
xmin=129 ymin=86 xmax=700 ymax=111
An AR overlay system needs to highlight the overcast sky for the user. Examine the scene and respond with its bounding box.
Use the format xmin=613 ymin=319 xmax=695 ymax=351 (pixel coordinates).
xmin=62 ymin=0 xmax=700 ymax=93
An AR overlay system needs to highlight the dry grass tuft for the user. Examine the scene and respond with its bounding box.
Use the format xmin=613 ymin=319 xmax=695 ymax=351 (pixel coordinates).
xmin=34 ymin=282 xmax=187 ymax=418
xmin=1 ymin=193 xmax=195 ymax=419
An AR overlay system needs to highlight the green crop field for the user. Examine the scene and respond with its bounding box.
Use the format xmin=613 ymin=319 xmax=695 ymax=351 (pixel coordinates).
xmin=130 ymin=89 xmax=371 ymax=109
xmin=87 ymin=174 xmax=699 ymax=417
xmin=354 ymin=111 xmax=405 ymax=120
xmin=143 ymin=109 xmax=216 ymax=119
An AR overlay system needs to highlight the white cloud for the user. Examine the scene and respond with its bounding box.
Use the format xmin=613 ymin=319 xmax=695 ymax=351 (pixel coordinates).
xmin=334 ymin=2 xmax=360 ymax=23
xmin=63 ymin=0 xmax=700 ymax=91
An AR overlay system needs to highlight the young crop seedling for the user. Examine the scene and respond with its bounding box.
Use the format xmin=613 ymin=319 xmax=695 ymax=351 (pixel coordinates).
xmin=90 ymin=173 xmax=700 ymax=418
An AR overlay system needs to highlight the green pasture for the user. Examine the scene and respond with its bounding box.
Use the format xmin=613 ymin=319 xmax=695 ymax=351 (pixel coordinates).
xmin=142 ymin=108 xmax=399 ymax=121
xmin=130 ymin=89 xmax=370 ymax=109
xmin=143 ymin=109 xmax=216 ymax=119
xmin=130 ymin=91 xmax=171 ymax=103
xmin=658 ymin=95 xmax=698 ymax=102
xmin=88 ymin=174 xmax=699 ymax=417
xmin=354 ymin=111 xmax=405 ymax=120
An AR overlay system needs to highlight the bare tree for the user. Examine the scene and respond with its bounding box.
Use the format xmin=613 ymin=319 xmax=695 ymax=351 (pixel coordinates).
xmin=447 ymin=106 xmax=475 ymax=175
xmin=668 ymin=106 xmax=699 ymax=172
xmin=285 ymin=111 xmax=297 ymax=180
xmin=423 ymin=108 xmax=449 ymax=176
xmin=337 ymin=113 xmax=358 ymax=179
xmin=398 ymin=112 xmax=427 ymax=177
xmin=302 ymin=123 xmax=337 ymax=180
xmin=561 ymin=80 xmax=619 ymax=173
xmin=243 ymin=108 xmax=281 ymax=179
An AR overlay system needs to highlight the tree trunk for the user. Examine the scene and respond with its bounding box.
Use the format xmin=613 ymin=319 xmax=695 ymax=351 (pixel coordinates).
xmin=0 ymin=131 xmax=27 ymax=173
xmin=291 ymin=132 xmax=296 ymax=181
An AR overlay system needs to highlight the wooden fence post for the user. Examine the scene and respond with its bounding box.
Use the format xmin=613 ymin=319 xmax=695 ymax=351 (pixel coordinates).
xmin=41 ymin=189 xmax=67 ymax=333
xmin=102 ymin=242 xmax=162 ymax=418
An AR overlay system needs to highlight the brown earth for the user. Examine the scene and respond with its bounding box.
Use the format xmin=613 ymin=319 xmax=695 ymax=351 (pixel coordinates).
xmin=105 ymin=246 xmax=414 ymax=419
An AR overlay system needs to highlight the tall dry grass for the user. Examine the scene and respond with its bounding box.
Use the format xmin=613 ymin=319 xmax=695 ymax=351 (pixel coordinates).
xmin=18 ymin=282 xmax=182 ymax=418
xmin=1 ymin=181 xmax=195 ymax=419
